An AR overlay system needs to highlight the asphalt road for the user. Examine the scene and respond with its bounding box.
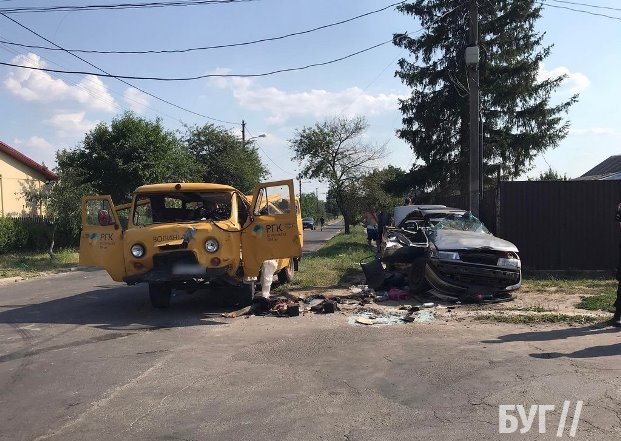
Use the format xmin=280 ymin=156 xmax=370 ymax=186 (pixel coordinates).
xmin=1 ymin=224 xmax=621 ymax=440
xmin=301 ymin=219 xmax=343 ymax=253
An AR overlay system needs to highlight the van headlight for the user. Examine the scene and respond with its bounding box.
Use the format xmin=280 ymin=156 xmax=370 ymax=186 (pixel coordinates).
xmin=204 ymin=238 xmax=219 ymax=253
xmin=497 ymin=257 xmax=521 ymax=269
xmin=130 ymin=244 xmax=145 ymax=258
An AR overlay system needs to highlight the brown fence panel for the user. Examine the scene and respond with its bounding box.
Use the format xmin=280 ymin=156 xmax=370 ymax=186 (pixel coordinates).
xmin=499 ymin=180 xmax=621 ymax=270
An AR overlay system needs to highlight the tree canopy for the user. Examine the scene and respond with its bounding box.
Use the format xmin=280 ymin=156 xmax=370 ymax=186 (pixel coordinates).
xmin=290 ymin=116 xmax=385 ymax=233
xmin=182 ymin=123 xmax=269 ymax=194
xmin=60 ymin=112 xmax=195 ymax=203
xmin=393 ymin=0 xmax=576 ymax=196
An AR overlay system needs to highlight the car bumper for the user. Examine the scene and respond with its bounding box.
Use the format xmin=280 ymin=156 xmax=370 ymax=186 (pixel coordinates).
xmin=124 ymin=265 xmax=231 ymax=284
xmin=425 ymin=258 xmax=521 ymax=303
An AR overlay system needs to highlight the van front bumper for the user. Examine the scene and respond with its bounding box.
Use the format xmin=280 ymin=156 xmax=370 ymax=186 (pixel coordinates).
xmin=124 ymin=265 xmax=231 ymax=284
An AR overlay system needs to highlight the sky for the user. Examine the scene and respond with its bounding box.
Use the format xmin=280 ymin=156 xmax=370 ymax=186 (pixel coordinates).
xmin=0 ymin=0 xmax=619 ymax=200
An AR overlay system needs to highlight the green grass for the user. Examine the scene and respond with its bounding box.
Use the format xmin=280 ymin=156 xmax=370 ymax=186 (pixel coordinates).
xmin=575 ymin=289 xmax=617 ymax=313
xmin=523 ymin=275 xmax=616 ymax=290
xmin=0 ymin=249 xmax=79 ymax=278
xmin=286 ymin=225 xmax=374 ymax=289
xmin=474 ymin=313 xmax=598 ymax=325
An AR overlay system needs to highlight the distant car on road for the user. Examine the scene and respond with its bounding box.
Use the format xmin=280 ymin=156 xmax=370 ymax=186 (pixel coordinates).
xmin=302 ymin=217 xmax=315 ymax=230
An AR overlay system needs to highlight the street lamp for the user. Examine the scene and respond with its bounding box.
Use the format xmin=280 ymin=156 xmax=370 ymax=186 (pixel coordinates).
xmin=245 ymin=134 xmax=266 ymax=143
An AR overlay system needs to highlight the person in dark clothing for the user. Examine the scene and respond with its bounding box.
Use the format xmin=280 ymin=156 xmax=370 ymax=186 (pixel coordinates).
xmin=319 ymin=216 xmax=325 ymax=231
xmin=377 ymin=209 xmax=390 ymax=251
xmin=613 ymin=202 xmax=621 ymax=327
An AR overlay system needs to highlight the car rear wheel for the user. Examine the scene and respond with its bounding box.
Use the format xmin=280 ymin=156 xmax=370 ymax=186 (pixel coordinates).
xmin=277 ymin=260 xmax=295 ymax=284
xmin=149 ymin=283 xmax=172 ymax=309
xmin=408 ymin=257 xmax=429 ymax=294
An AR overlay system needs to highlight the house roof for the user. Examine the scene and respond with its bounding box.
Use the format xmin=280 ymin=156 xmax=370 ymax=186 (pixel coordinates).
xmin=579 ymin=155 xmax=621 ymax=180
xmin=0 ymin=140 xmax=58 ymax=181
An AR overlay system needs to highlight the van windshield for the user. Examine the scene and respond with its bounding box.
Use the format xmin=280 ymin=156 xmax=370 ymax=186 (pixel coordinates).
xmin=133 ymin=191 xmax=232 ymax=226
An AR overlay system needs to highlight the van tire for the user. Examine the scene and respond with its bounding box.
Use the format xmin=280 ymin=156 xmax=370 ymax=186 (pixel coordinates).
xmin=240 ymin=282 xmax=255 ymax=306
xmin=277 ymin=261 xmax=295 ymax=284
xmin=149 ymin=283 xmax=172 ymax=309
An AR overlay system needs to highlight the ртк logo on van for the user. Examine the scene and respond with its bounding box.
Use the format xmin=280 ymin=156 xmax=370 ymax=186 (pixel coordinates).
xmin=251 ymin=224 xmax=265 ymax=238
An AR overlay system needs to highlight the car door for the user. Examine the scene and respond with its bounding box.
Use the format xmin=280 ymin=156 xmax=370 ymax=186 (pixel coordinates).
xmin=79 ymin=195 xmax=126 ymax=282
xmin=241 ymin=180 xmax=303 ymax=277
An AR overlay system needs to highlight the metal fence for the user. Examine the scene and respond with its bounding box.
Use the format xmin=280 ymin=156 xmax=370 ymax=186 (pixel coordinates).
xmin=499 ymin=180 xmax=621 ymax=271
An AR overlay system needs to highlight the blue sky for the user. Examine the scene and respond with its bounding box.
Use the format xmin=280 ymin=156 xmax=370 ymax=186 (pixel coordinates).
xmin=0 ymin=0 xmax=619 ymax=199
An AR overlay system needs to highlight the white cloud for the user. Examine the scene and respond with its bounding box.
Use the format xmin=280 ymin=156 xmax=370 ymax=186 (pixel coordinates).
xmin=123 ymin=87 xmax=151 ymax=113
xmin=46 ymin=112 xmax=98 ymax=138
xmin=3 ymin=53 xmax=117 ymax=112
xmin=537 ymin=63 xmax=590 ymax=94
xmin=570 ymin=127 xmax=619 ymax=136
xmin=210 ymin=68 xmax=404 ymax=124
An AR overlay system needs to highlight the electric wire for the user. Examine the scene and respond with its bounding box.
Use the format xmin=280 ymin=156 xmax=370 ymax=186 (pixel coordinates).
xmin=245 ymin=127 xmax=295 ymax=177
xmin=0 ymin=39 xmax=392 ymax=81
xmin=0 ymin=1 xmax=405 ymax=55
xmin=0 ymin=12 xmax=238 ymax=125
xmin=0 ymin=0 xmax=256 ymax=14
xmin=539 ymin=1 xmax=621 ymax=20
xmin=546 ymin=0 xmax=621 ymax=13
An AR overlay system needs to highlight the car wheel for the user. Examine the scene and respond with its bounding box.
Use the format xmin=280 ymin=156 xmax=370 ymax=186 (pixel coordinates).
xmin=277 ymin=260 xmax=295 ymax=284
xmin=149 ymin=283 xmax=172 ymax=309
xmin=239 ymin=282 xmax=255 ymax=306
xmin=408 ymin=257 xmax=429 ymax=294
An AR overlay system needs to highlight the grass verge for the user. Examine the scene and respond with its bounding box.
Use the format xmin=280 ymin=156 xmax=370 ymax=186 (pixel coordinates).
xmin=0 ymin=249 xmax=79 ymax=279
xmin=287 ymin=225 xmax=373 ymax=289
xmin=575 ymin=289 xmax=617 ymax=313
xmin=474 ymin=313 xmax=598 ymax=325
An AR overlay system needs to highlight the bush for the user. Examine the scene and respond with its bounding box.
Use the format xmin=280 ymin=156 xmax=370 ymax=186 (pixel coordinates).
xmin=0 ymin=217 xmax=56 ymax=254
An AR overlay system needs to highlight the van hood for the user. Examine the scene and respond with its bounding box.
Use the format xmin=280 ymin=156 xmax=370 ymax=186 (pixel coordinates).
xmin=432 ymin=230 xmax=518 ymax=253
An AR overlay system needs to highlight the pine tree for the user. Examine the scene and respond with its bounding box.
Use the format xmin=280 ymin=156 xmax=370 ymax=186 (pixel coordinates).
xmin=393 ymin=0 xmax=576 ymax=196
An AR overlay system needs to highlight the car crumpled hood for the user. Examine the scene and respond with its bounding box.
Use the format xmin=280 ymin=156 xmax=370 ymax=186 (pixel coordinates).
xmin=432 ymin=230 xmax=518 ymax=252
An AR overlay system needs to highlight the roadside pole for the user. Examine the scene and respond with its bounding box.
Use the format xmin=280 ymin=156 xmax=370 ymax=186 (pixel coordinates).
xmin=467 ymin=0 xmax=480 ymax=217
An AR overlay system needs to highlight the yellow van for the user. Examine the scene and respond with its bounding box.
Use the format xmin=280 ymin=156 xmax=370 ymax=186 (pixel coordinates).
xmin=79 ymin=179 xmax=303 ymax=308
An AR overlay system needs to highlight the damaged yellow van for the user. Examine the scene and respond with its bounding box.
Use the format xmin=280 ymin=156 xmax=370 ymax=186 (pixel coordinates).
xmin=79 ymin=179 xmax=303 ymax=308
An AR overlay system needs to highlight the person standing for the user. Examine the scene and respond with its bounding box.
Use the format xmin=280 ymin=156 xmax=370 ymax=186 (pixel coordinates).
xmin=319 ymin=216 xmax=325 ymax=231
xmin=364 ymin=208 xmax=379 ymax=247
xmin=377 ymin=208 xmax=391 ymax=251
xmin=613 ymin=201 xmax=621 ymax=327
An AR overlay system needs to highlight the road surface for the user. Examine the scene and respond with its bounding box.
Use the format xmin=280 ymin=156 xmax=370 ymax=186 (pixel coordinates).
xmin=1 ymin=222 xmax=620 ymax=440
xmin=301 ymin=219 xmax=343 ymax=253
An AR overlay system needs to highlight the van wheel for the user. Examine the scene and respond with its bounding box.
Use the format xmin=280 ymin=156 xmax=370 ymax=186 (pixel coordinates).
xmin=149 ymin=283 xmax=172 ymax=309
xmin=240 ymin=282 xmax=255 ymax=306
xmin=277 ymin=260 xmax=295 ymax=284
xmin=408 ymin=257 xmax=429 ymax=294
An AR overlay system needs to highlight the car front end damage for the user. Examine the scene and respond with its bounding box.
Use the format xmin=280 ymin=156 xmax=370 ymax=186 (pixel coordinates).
xmin=425 ymin=249 xmax=521 ymax=303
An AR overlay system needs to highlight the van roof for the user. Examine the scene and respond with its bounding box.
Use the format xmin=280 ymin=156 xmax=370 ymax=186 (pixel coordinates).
xmin=134 ymin=183 xmax=237 ymax=193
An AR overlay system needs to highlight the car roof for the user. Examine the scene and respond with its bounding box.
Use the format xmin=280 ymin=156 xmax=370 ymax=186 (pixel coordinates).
xmin=399 ymin=207 xmax=466 ymax=226
xmin=134 ymin=183 xmax=237 ymax=193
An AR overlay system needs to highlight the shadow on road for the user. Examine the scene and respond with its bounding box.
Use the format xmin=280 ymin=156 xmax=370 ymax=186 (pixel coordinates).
xmin=481 ymin=323 xmax=621 ymax=359
xmin=481 ymin=323 xmax=618 ymax=344
xmin=0 ymin=284 xmax=235 ymax=331
xmin=530 ymin=343 xmax=621 ymax=359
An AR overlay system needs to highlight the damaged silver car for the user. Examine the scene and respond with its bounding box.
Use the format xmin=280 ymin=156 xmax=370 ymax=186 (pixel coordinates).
xmin=381 ymin=206 xmax=521 ymax=303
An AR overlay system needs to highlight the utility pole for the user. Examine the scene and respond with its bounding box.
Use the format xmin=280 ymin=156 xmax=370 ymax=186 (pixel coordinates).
xmin=299 ymin=179 xmax=302 ymax=197
xmin=241 ymin=120 xmax=246 ymax=145
xmin=466 ymin=0 xmax=480 ymax=217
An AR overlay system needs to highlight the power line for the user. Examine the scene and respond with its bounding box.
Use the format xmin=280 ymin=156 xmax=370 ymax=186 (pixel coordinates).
xmin=0 ymin=0 xmax=256 ymax=14
xmin=0 ymin=40 xmax=392 ymax=81
xmin=0 ymin=12 xmax=238 ymax=125
xmin=245 ymin=128 xmax=295 ymax=177
xmin=539 ymin=1 xmax=621 ymax=20
xmin=0 ymin=1 xmax=404 ymax=55
xmin=546 ymin=0 xmax=621 ymax=13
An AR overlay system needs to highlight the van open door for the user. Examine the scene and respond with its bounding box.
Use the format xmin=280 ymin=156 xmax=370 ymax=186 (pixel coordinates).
xmin=79 ymin=195 xmax=126 ymax=282
xmin=241 ymin=180 xmax=303 ymax=277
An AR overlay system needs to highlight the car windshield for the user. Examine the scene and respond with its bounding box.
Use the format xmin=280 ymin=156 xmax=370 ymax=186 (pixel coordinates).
xmin=430 ymin=213 xmax=490 ymax=234
xmin=133 ymin=191 xmax=232 ymax=226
